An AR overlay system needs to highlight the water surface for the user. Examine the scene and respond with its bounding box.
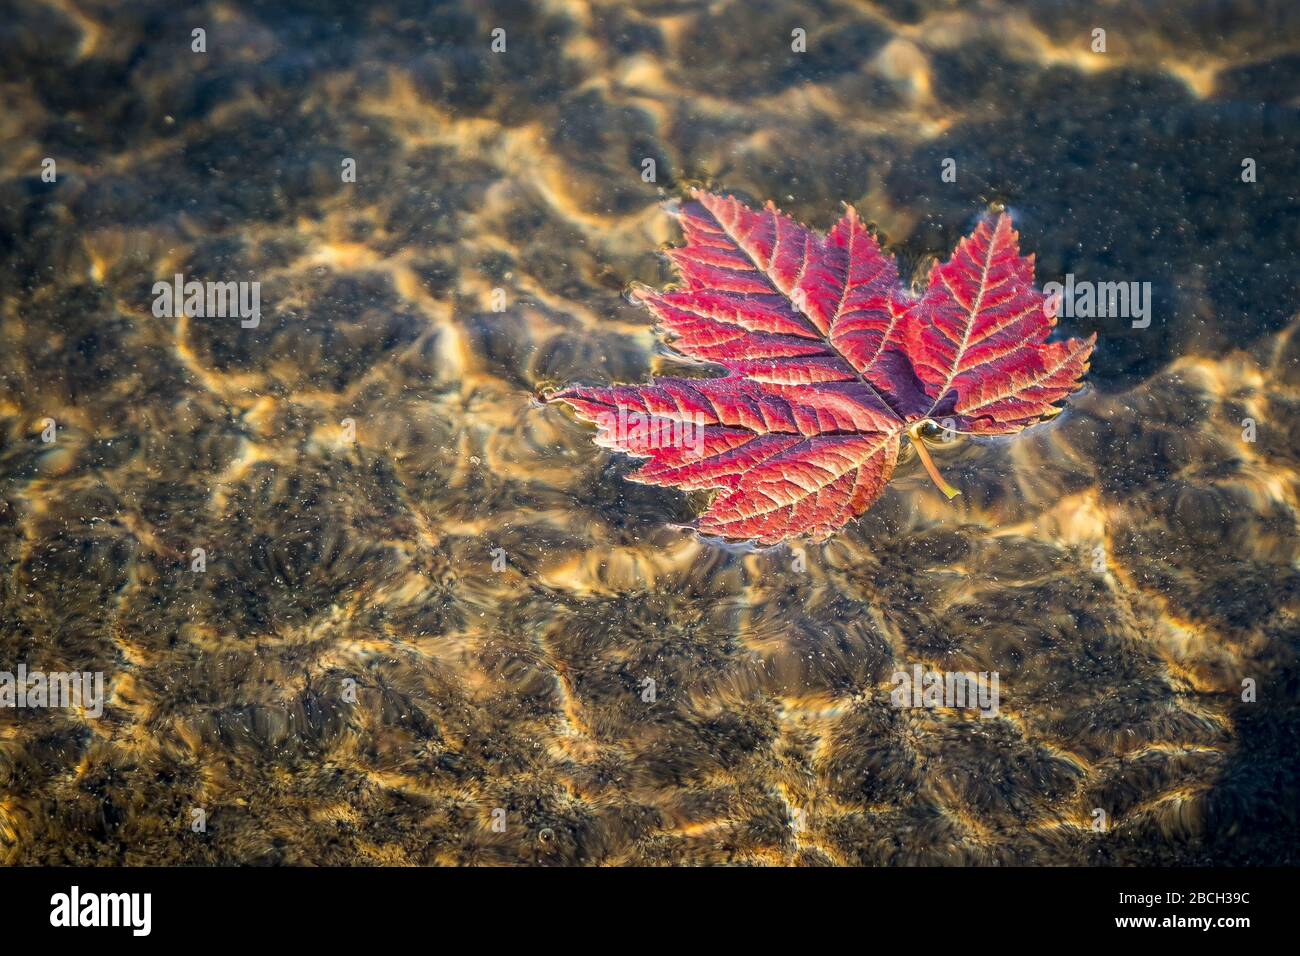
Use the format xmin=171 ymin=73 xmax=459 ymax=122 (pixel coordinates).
xmin=1 ymin=0 xmax=1298 ymax=865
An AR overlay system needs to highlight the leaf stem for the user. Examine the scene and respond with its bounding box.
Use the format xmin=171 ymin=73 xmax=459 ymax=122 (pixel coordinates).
xmin=907 ymin=424 xmax=961 ymax=500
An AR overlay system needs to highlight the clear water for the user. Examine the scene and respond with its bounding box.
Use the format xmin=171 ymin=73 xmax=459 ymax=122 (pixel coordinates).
xmin=0 ymin=0 xmax=1298 ymax=865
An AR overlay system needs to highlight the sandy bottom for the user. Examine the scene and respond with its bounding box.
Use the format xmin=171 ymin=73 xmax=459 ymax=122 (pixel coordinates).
xmin=1 ymin=0 xmax=1298 ymax=864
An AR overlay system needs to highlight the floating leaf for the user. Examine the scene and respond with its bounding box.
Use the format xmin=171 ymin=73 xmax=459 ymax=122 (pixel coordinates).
xmin=551 ymin=190 xmax=1095 ymax=545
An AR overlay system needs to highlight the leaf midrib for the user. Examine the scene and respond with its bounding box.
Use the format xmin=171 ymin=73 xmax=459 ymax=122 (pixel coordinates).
xmin=704 ymin=201 xmax=909 ymax=430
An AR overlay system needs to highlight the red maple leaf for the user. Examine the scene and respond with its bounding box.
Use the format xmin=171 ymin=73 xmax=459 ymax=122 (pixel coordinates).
xmin=549 ymin=190 xmax=1095 ymax=545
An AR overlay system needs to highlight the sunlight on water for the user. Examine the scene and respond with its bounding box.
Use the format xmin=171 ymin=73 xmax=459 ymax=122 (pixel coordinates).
xmin=0 ymin=0 xmax=1298 ymax=866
